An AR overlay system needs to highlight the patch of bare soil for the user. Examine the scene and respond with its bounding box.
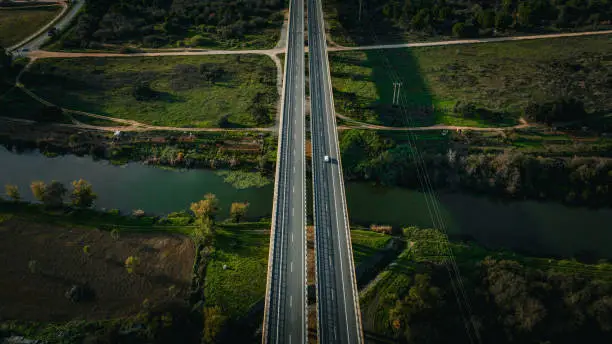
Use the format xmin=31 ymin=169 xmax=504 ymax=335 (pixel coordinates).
xmin=0 ymin=218 xmax=194 ymax=322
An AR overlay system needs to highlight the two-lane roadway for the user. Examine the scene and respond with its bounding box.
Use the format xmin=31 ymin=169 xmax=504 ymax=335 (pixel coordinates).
xmin=262 ymin=0 xmax=307 ymax=342
xmin=307 ymin=0 xmax=364 ymax=343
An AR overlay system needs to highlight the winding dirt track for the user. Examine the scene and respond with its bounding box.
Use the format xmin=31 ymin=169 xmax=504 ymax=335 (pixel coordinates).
xmin=327 ymin=29 xmax=612 ymax=51
xmin=10 ymin=27 xmax=612 ymax=133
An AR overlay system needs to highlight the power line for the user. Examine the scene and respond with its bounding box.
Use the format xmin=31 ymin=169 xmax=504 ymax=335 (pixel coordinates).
xmin=354 ymin=13 xmax=483 ymax=344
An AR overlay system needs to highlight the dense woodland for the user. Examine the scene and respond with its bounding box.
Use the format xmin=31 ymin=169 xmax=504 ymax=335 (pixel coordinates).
xmin=381 ymin=228 xmax=612 ymax=343
xmin=340 ymin=130 xmax=612 ymax=206
xmin=58 ymin=0 xmax=284 ymax=48
xmin=330 ymin=0 xmax=612 ymax=42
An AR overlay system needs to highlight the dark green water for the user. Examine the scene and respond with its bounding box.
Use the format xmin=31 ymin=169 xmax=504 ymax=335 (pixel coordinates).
xmin=345 ymin=183 xmax=612 ymax=259
xmin=0 ymin=147 xmax=274 ymax=219
xmin=2 ymin=147 xmax=611 ymax=258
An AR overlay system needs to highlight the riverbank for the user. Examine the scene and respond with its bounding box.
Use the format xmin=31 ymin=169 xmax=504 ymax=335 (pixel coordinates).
xmin=360 ymin=226 xmax=612 ymax=344
xmin=0 ymin=120 xmax=277 ymax=172
xmin=340 ymin=129 xmax=612 ymax=208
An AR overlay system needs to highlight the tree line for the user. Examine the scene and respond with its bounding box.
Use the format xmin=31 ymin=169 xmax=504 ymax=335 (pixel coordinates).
xmin=60 ymin=0 xmax=284 ymax=49
xmin=3 ymin=182 xmax=250 ymax=225
xmin=372 ymin=0 xmax=609 ymax=36
xmin=4 ymin=179 xmax=97 ymax=209
xmin=340 ymin=130 xmax=612 ymax=206
xmin=382 ymin=226 xmax=612 ymax=344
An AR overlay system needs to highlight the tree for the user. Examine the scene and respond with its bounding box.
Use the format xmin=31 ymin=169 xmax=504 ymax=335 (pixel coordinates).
xmin=0 ymin=45 xmax=12 ymax=78
xmin=5 ymin=184 xmax=20 ymax=202
xmin=28 ymin=259 xmax=38 ymax=274
xmin=250 ymin=104 xmax=270 ymax=125
xmin=452 ymin=22 xmax=466 ymax=37
xmin=218 ymin=114 xmax=230 ymax=128
xmin=30 ymin=180 xmax=66 ymax=208
xmin=495 ymin=11 xmax=513 ymax=30
xmin=203 ymin=306 xmax=227 ymax=343
xmin=30 ymin=181 xmax=46 ymax=202
xmin=46 ymin=181 xmax=67 ymax=208
xmin=190 ymin=193 xmax=220 ymax=223
xmin=477 ymin=9 xmax=496 ymax=29
xmin=453 ymin=101 xmax=477 ymax=117
xmin=517 ymin=3 xmax=534 ymax=27
xmin=71 ymin=179 xmax=97 ymax=208
xmin=230 ymin=202 xmax=249 ymax=223
xmin=125 ymin=256 xmax=139 ymax=274
xmin=132 ymin=81 xmax=158 ymax=101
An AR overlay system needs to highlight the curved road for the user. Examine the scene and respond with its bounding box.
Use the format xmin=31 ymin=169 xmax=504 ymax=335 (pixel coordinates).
xmin=10 ymin=0 xmax=85 ymax=53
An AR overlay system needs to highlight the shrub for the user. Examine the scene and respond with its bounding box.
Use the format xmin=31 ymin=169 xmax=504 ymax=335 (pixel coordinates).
xmin=71 ymin=179 xmax=97 ymax=209
xmin=132 ymin=82 xmax=159 ymax=101
xmin=4 ymin=184 xmax=20 ymax=202
xmin=125 ymin=256 xmax=139 ymax=274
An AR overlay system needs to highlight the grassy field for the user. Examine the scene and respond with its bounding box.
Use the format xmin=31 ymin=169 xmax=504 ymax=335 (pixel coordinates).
xmin=351 ymin=229 xmax=392 ymax=266
xmin=0 ymin=6 xmax=61 ymax=47
xmin=0 ymin=203 xmax=195 ymax=322
xmin=204 ymin=223 xmax=270 ymax=320
xmin=20 ymin=55 xmax=278 ymax=128
xmin=330 ymin=35 xmax=612 ymax=127
xmin=0 ymin=87 xmax=52 ymax=121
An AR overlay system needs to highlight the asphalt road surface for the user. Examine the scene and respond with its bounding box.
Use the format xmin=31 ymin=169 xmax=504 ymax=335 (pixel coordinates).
xmin=307 ymin=0 xmax=364 ymax=343
xmin=13 ymin=0 xmax=84 ymax=53
xmin=262 ymin=0 xmax=306 ymax=342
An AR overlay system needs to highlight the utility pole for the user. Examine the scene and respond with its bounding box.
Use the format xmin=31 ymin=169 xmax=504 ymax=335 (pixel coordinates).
xmin=396 ymin=82 xmax=402 ymax=105
xmin=392 ymin=82 xmax=402 ymax=105
xmin=358 ymin=0 xmax=363 ymax=22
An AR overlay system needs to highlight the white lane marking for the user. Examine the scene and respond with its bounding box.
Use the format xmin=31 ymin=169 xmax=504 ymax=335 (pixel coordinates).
xmin=291 ymin=261 xmax=293 ymax=272
xmin=292 ymin=233 xmax=294 ymax=243
xmin=290 ymin=295 xmax=293 ymax=308
xmin=292 ymin=207 xmax=295 ymax=216
xmin=293 ymin=186 xmax=295 ymax=193
xmin=289 ymin=335 xmax=292 ymax=344
xmin=327 ymin=81 xmax=352 ymax=344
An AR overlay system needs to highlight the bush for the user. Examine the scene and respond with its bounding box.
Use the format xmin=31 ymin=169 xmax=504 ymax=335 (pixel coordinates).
xmin=453 ymin=101 xmax=477 ymax=118
xmin=132 ymin=82 xmax=159 ymax=101
xmin=522 ymin=98 xmax=587 ymax=124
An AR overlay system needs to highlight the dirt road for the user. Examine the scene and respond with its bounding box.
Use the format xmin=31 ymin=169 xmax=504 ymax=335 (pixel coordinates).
xmin=327 ymin=29 xmax=612 ymax=51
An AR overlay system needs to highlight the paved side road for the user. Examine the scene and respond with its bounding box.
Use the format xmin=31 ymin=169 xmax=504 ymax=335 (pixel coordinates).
xmin=10 ymin=0 xmax=85 ymax=52
xmin=262 ymin=0 xmax=307 ymax=342
xmin=308 ymin=0 xmax=364 ymax=343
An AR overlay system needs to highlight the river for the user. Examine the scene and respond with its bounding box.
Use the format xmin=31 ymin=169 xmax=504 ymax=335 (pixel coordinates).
xmin=0 ymin=146 xmax=274 ymax=219
xmin=2 ymin=147 xmax=611 ymax=259
xmin=346 ymin=183 xmax=612 ymax=259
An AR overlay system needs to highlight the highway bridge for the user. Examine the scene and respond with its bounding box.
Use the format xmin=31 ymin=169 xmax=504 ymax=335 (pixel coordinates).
xmin=263 ymin=0 xmax=363 ymax=342
xmin=261 ymin=0 xmax=307 ymax=342
xmin=307 ymin=0 xmax=364 ymax=342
